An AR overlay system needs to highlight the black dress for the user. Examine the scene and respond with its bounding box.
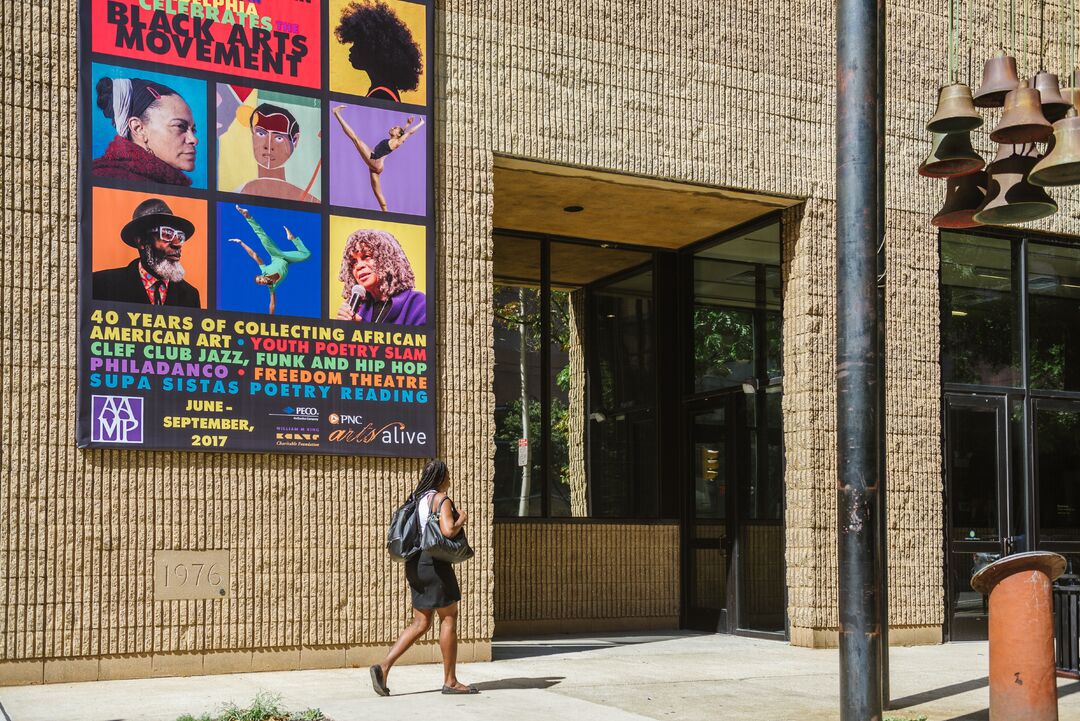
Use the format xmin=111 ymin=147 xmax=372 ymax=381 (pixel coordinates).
xmin=405 ymin=495 xmax=461 ymax=609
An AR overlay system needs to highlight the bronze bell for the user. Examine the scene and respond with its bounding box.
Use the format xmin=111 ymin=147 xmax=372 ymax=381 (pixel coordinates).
xmin=1061 ymin=71 xmax=1080 ymax=114
xmin=1030 ymin=110 xmax=1080 ymax=186
xmin=933 ymin=171 xmax=988 ymax=228
xmin=989 ymin=81 xmax=1053 ymax=144
xmin=927 ymin=83 xmax=983 ymax=133
xmin=974 ymin=50 xmax=1020 ymax=107
xmin=918 ymin=131 xmax=985 ymax=178
xmin=1030 ymin=72 xmax=1072 ymax=122
xmin=973 ymin=143 xmax=1058 ymax=224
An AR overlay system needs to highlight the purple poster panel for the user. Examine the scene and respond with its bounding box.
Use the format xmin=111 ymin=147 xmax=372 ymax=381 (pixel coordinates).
xmin=329 ymin=103 xmax=428 ymax=216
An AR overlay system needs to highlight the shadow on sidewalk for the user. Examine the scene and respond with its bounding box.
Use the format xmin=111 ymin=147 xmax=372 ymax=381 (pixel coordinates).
xmin=492 ymin=632 xmax=697 ymax=661
xmin=386 ymin=677 xmax=565 ymax=697
xmin=473 ymin=676 xmax=565 ymax=691
xmin=934 ymin=680 xmax=1080 ymax=721
xmin=889 ymin=676 xmax=988 ymax=708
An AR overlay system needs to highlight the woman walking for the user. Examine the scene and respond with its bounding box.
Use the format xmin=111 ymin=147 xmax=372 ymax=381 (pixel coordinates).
xmin=333 ymin=105 xmax=423 ymax=212
xmin=370 ymin=460 xmax=478 ymax=696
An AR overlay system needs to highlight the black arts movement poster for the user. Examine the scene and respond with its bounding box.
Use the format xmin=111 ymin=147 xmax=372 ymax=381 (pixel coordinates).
xmin=77 ymin=0 xmax=436 ymax=456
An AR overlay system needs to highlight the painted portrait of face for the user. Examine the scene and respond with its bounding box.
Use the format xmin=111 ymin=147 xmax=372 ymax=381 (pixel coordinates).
xmin=250 ymin=105 xmax=300 ymax=170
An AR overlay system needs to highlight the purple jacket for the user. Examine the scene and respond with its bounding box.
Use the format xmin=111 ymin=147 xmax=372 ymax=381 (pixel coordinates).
xmin=356 ymin=289 xmax=427 ymax=326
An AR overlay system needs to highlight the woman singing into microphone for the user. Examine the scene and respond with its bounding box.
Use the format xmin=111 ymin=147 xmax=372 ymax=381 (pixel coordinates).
xmin=335 ymin=228 xmax=426 ymax=326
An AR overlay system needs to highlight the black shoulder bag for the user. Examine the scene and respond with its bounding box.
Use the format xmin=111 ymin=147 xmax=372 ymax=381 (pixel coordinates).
xmin=421 ymin=497 xmax=475 ymax=564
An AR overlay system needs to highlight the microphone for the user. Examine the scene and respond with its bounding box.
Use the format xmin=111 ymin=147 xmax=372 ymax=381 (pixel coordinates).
xmin=349 ymin=284 xmax=364 ymax=315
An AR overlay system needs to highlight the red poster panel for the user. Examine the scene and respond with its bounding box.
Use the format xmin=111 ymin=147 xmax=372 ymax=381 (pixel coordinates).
xmin=90 ymin=0 xmax=322 ymax=89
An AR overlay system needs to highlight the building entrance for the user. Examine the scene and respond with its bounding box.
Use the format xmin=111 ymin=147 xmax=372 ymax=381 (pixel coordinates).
xmin=944 ymin=394 xmax=1012 ymax=640
xmin=683 ymin=223 xmax=785 ymax=636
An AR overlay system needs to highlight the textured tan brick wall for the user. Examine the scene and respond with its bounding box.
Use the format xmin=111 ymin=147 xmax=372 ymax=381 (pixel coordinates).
xmin=493 ymin=523 xmax=679 ymax=634
xmin=10 ymin=0 xmax=1080 ymax=680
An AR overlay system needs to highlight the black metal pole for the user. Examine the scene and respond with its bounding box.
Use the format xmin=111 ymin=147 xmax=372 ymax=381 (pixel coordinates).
xmin=837 ymin=0 xmax=883 ymax=717
xmin=875 ymin=0 xmax=890 ymax=708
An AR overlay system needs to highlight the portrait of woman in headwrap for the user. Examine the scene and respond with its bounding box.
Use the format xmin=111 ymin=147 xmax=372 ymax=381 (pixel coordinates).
xmin=93 ymin=76 xmax=199 ymax=186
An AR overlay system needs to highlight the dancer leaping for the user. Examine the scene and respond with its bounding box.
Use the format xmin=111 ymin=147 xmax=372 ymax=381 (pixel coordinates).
xmin=333 ymin=105 xmax=424 ymax=212
xmin=229 ymin=205 xmax=311 ymax=315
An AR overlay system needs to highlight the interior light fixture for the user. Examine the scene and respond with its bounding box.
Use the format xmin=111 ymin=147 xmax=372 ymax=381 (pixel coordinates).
xmin=1063 ymin=283 xmax=1080 ymax=289
xmin=563 ymin=205 xmax=584 ymax=213
xmin=951 ymin=310 xmax=969 ymax=317
xmin=977 ymin=273 xmax=1009 ymax=281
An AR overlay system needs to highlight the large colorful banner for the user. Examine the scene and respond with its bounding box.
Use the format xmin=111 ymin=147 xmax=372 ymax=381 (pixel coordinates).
xmin=77 ymin=0 xmax=437 ymax=457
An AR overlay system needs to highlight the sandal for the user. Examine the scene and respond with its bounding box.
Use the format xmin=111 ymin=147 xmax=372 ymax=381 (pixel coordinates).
xmin=441 ymin=683 xmax=479 ymax=694
xmin=370 ymin=664 xmax=389 ymax=697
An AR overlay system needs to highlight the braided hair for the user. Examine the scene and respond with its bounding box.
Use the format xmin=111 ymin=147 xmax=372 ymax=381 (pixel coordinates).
xmin=411 ymin=459 xmax=447 ymax=499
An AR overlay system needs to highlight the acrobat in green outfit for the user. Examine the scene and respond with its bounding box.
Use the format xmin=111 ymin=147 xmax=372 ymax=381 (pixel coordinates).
xmin=230 ymin=205 xmax=311 ymax=315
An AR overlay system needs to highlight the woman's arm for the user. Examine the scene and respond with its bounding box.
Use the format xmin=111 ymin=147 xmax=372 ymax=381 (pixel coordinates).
xmin=435 ymin=493 xmax=466 ymax=537
xmin=398 ymin=118 xmax=425 ymax=145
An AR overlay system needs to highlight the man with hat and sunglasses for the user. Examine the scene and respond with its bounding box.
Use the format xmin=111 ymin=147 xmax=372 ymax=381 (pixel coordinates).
xmin=92 ymin=198 xmax=201 ymax=308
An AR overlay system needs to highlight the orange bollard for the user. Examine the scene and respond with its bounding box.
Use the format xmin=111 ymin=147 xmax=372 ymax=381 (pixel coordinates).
xmin=971 ymin=551 xmax=1067 ymax=721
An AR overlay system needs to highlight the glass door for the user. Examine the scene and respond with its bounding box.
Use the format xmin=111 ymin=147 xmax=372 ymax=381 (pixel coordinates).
xmin=944 ymin=394 xmax=1011 ymax=640
xmin=685 ymin=393 xmax=743 ymax=631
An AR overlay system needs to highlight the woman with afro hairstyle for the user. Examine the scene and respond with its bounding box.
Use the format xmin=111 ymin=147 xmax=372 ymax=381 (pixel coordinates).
xmin=335 ymin=0 xmax=423 ymax=102
xmin=335 ymin=228 xmax=426 ymax=326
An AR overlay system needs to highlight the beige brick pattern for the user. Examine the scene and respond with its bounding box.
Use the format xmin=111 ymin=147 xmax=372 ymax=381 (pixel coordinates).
xmin=493 ymin=522 xmax=680 ymax=629
xmin=10 ymin=0 xmax=1080 ymax=675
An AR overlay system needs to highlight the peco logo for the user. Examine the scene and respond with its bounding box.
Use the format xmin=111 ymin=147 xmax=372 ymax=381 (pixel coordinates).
xmin=91 ymin=395 xmax=144 ymax=444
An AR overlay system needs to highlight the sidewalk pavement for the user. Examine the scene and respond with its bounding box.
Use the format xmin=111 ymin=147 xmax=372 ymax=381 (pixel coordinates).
xmin=2 ymin=632 xmax=1079 ymax=721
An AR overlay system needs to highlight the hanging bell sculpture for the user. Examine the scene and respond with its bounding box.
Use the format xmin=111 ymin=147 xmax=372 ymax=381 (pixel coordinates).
xmin=919 ymin=131 xmax=985 ymax=178
xmin=1030 ymin=110 xmax=1080 ymax=186
xmin=1030 ymin=71 xmax=1072 ymax=122
xmin=927 ymin=83 xmax=983 ymax=133
xmin=973 ymin=143 xmax=1058 ymax=224
xmin=974 ymin=50 xmax=1021 ymax=107
xmin=989 ymin=81 xmax=1053 ymax=144
xmin=933 ymin=171 xmax=989 ymax=228
xmin=1061 ymin=70 xmax=1080 ymax=114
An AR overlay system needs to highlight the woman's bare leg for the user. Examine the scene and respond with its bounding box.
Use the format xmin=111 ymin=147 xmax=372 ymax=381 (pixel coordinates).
xmin=436 ymin=602 xmax=467 ymax=689
xmin=370 ymin=171 xmax=389 ymax=212
xmin=333 ymin=106 xmax=382 ymax=173
xmin=379 ymin=608 xmax=432 ymax=682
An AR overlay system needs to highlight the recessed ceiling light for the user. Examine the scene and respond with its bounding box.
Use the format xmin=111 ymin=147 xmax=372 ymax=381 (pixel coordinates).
xmin=951 ymin=310 xmax=969 ymax=317
xmin=563 ymin=205 xmax=584 ymax=213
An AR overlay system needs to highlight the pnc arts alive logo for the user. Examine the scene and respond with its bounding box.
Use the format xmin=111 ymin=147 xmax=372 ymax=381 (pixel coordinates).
xmin=91 ymin=395 xmax=144 ymax=444
xmin=327 ymin=419 xmax=427 ymax=446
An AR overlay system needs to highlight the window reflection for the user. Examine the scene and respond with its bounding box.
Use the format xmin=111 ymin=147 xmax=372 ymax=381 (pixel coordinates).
xmin=1035 ymin=406 xmax=1080 ymax=542
xmin=940 ymin=233 xmax=1020 ymax=387
xmin=1027 ymin=243 xmax=1080 ymax=391
xmin=492 ymin=284 xmax=544 ymax=516
xmin=588 ymin=269 xmax=658 ymax=518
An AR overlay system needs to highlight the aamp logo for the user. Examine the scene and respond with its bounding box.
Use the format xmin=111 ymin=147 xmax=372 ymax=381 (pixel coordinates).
xmin=91 ymin=395 xmax=144 ymax=444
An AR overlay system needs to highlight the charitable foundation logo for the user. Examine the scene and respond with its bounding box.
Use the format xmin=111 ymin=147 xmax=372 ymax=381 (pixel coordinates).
xmin=91 ymin=395 xmax=144 ymax=444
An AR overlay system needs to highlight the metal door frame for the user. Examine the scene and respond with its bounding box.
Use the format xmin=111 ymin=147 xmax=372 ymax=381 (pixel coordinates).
xmin=684 ymin=389 xmax=746 ymax=633
xmin=942 ymin=392 xmax=1011 ymax=641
